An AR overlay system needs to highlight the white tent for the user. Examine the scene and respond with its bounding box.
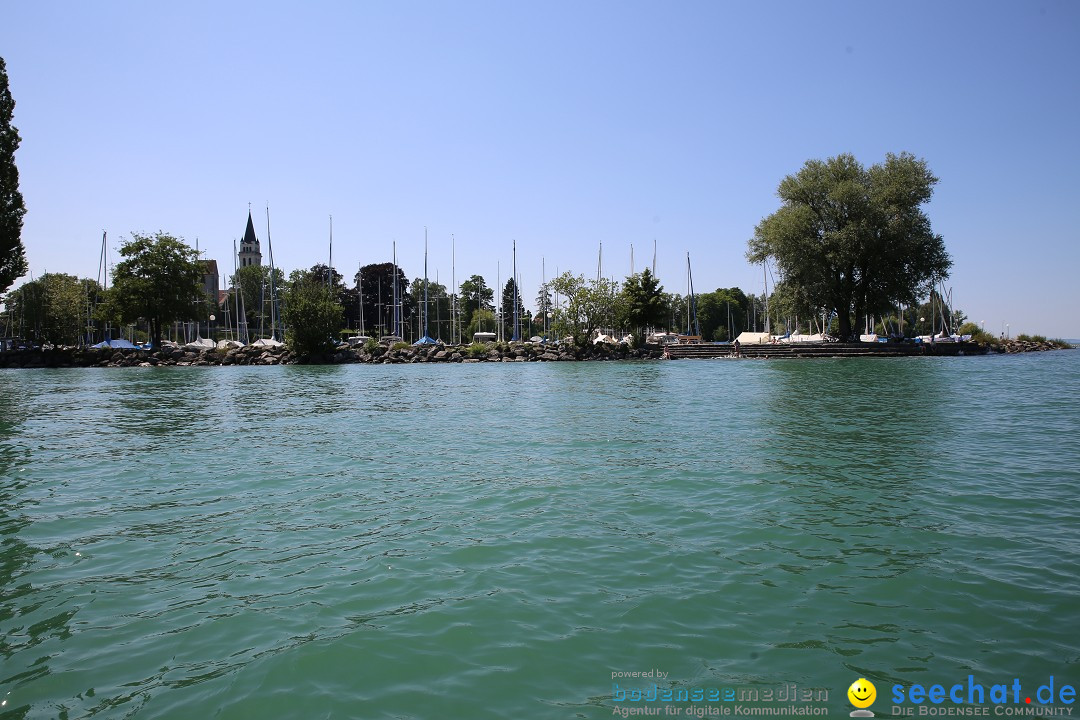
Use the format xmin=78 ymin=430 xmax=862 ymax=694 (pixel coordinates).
xmin=735 ymin=332 xmax=772 ymax=345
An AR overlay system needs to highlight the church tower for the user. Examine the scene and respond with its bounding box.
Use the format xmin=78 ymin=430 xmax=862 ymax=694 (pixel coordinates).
xmin=237 ymin=210 xmax=262 ymax=267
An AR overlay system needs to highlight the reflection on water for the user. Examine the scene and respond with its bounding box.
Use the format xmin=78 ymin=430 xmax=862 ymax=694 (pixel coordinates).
xmin=0 ymin=356 xmax=1078 ymax=719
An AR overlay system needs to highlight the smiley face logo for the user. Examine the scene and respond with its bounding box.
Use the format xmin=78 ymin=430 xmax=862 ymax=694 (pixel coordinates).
xmin=848 ymin=678 xmax=877 ymax=714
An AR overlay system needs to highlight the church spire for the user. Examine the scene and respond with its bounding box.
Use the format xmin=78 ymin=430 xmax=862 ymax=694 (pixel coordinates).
xmin=238 ymin=209 xmax=262 ymax=267
xmin=243 ymin=210 xmax=257 ymax=246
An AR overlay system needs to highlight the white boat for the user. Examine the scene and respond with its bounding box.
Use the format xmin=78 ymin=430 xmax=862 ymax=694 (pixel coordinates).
xmin=183 ymin=338 xmax=215 ymax=351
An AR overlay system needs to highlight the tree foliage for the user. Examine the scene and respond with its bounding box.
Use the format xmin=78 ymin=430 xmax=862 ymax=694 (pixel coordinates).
xmin=408 ymin=277 xmax=448 ymax=340
xmin=4 ymin=273 xmax=102 ymax=344
xmin=231 ymin=263 xmax=285 ymax=339
xmin=0 ymin=57 xmax=27 ymax=294
xmin=282 ymin=269 xmax=343 ymax=355
xmin=459 ymin=275 xmax=494 ymax=325
xmin=534 ymin=282 xmax=553 ymax=337
xmin=748 ymin=153 xmax=951 ymax=340
xmin=354 ymin=262 xmax=410 ymax=338
xmin=500 ymin=277 xmax=526 ymax=340
xmin=548 ymin=271 xmax=617 ymax=345
xmin=693 ymin=286 xmax=750 ymax=341
xmin=308 ymin=263 xmax=358 ymax=330
xmin=616 ymin=268 xmax=665 ymax=345
xmin=466 ymin=308 xmax=496 ymax=338
xmin=105 ymin=232 xmax=204 ymax=347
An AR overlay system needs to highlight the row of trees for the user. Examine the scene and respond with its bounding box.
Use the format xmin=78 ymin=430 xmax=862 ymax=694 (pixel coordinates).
xmin=4 ymin=223 xmax=963 ymax=353
xmin=2 ymin=144 xmax=957 ymax=351
xmin=0 ymin=228 xmax=751 ymax=352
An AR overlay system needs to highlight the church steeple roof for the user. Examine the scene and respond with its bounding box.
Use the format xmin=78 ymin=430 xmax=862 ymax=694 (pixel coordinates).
xmin=243 ymin=210 xmax=258 ymax=245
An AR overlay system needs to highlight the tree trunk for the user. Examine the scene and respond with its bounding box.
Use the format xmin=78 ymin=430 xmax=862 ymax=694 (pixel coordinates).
xmin=836 ymin=312 xmax=853 ymax=341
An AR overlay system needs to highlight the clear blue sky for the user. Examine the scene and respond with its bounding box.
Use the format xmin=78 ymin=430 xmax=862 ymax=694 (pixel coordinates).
xmin=3 ymin=0 xmax=1078 ymax=337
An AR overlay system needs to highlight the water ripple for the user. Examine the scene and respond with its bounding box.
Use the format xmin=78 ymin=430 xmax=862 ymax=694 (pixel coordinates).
xmin=1 ymin=354 xmax=1078 ymax=718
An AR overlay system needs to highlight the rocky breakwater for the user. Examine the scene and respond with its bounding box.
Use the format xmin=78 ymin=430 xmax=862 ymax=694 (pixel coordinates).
xmin=323 ymin=341 xmax=662 ymax=364
xmin=0 ymin=341 xmax=663 ymax=368
xmin=0 ymin=344 xmax=293 ymax=369
xmin=996 ymin=338 xmax=1073 ymax=353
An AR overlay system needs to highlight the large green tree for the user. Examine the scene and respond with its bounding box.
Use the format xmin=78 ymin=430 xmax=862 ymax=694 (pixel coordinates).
xmin=106 ymin=232 xmax=204 ymax=347
xmin=748 ymin=153 xmax=951 ymax=340
xmin=459 ymin=274 xmax=494 ymax=326
xmin=282 ymin=268 xmax=343 ymax=355
xmin=616 ymin=268 xmax=665 ymax=345
xmin=499 ymin=277 xmax=526 ymax=340
xmin=0 ymin=57 xmax=27 ymax=294
xmin=354 ymin=262 xmax=410 ymax=338
xmin=548 ymin=271 xmax=617 ymax=345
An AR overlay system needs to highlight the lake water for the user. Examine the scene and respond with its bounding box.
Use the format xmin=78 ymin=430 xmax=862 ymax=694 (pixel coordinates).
xmin=2 ymin=352 xmax=1078 ymax=719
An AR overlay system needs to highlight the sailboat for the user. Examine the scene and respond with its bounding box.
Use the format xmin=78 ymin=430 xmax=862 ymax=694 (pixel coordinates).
xmin=380 ymin=241 xmax=405 ymax=344
xmin=251 ymin=206 xmax=284 ymax=348
xmin=415 ymin=228 xmax=437 ymax=345
xmin=678 ymin=253 xmax=701 ymax=344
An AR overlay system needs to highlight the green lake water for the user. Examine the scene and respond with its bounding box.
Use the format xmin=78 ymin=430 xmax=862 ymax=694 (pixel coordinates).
xmin=1 ymin=353 xmax=1078 ymax=719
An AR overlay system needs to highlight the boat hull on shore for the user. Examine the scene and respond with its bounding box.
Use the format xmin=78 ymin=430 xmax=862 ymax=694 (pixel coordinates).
xmin=666 ymin=340 xmax=990 ymax=359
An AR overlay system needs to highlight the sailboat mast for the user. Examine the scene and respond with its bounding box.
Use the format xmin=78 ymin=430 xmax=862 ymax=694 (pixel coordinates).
xmin=763 ymin=261 xmax=770 ymax=335
xmin=424 ymin=227 xmax=429 ymax=341
xmin=687 ymin=252 xmax=700 ymax=337
xmin=512 ymin=239 xmax=519 ymax=341
xmin=542 ymin=257 xmax=547 ymax=338
xmin=451 ymin=234 xmax=457 ymax=345
xmin=451 ymin=234 xmax=456 ymax=345
xmin=358 ymin=262 xmax=364 ymax=336
xmin=95 ymin=230 xmax=109 ymax=343
xmin=328 ymin=214 xmax=333 ymax=287
xmin=195 ymin=237 xmax=203 ymax=340
xmin=266 ymin=205 xmax=279 ymax=339
xmin=231 ymin=239 xmax=238 ymax=341
xmin=97 ymin=230 xmax=108 ymax=290
xmin=392 ymin=241 xmax=399 ymax=338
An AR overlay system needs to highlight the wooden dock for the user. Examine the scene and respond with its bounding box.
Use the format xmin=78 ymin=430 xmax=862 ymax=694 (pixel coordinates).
xmin=663 ymin=341 xmax=989 ymax=359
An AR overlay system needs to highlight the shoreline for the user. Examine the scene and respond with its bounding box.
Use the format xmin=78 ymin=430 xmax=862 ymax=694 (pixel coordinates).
xmin=0 ymin=341 xmax=663 ymax=369
xmin=0 ymin=338 xmax=1070 ymax=369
